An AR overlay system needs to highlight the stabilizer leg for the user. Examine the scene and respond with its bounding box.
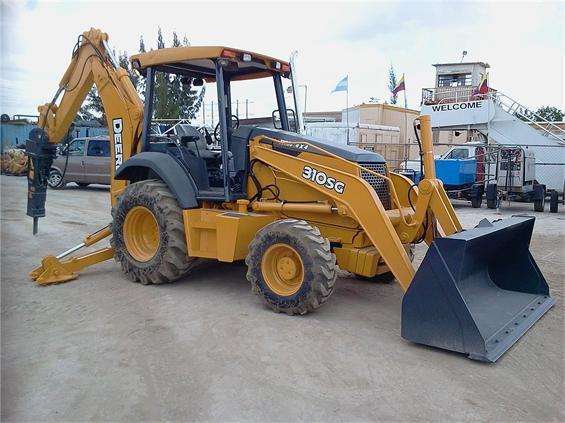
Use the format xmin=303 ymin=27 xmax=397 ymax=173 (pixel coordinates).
xmin=30 ymin=225 xmax=114 ymax=285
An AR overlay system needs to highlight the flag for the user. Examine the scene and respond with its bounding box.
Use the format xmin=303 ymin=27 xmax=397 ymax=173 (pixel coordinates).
xmin=392 ymin=74 xmax=405 ymax=95
xmin=332 ymin=76 xmax=348 ymax=93
xmin=473 ymin=72 xmax=489 ymax=95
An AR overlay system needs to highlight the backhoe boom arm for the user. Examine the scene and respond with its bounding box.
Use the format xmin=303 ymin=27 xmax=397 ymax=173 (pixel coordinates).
xmin=26 ymin=28 xmax=145 ymax=236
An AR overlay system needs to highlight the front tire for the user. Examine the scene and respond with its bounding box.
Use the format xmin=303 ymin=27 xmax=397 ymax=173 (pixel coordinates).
xmin=111 ymin=179 xmax=197 ymax=284
xmin=549 ymin=190 xmax=559 ymax=213
xmin=470 ymin=194 xmax=482 ymax=209
xmin=533 ymin=184 xmax=546 ymax=212
xmin=246 ymin=219 xmax=337 ymax=315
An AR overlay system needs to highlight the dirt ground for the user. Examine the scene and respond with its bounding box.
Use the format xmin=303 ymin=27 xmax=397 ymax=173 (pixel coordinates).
xmin=1 ymin=175 xmax=563 ymax=422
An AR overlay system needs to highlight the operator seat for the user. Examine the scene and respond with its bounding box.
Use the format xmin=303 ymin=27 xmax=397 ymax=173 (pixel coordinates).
xmin=177 ymin=125 xmax=219 ymax=160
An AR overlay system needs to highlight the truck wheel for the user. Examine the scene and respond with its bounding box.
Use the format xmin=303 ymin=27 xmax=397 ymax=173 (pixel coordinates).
xmin=486 ymin=183 xmax=498 ymax=209
xmin=533 ymin=184 xmax=546 ymax=212
xmin=111 ymin=179 xmax=197 ymax=284
xmin=245 ymin=219 xmax=337 ymax=315
xmin=471 ymin=193 xmax=483 ymax=208
xmin=549 ymin=190 xmax=559 ymax=213
xmin=47 ymin=168 xmax=66 ymax=189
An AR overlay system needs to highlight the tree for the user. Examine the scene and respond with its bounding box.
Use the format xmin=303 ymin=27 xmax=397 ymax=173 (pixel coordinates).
xmin=137 ymin=36 xmax=147 ymax=96
xmin=388 ymin=65 xmax=398 ymax=105
xmin=139 ymin=35 xmax=146 ymax=53
xmin=78 ymin=50 xmax=137 ymax=126
xmin=85 ymin=87 xmax=105 ymax=124
xmin=534 ymin=106 xmax=564 ymax=122
xmin=77 ymin=28 xmax=206 ymax=125
xmin=153 ymin=28 xmax=173 ymax=118
xmin=151 ymin=27 xmax=205 ymax=120
xmin=516 ymin=105 xmax=564 ymax=123
xmin=76 ymin=104 xmax=95 ymax=121
xmin=118 ymin=50 xmax=139 ymax=89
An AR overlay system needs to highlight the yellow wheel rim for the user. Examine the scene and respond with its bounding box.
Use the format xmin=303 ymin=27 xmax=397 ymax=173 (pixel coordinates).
xmin=123 ymin=206 xmax=160 ymax=262
xmin=261 ymin=243 xmax=304 ymax=296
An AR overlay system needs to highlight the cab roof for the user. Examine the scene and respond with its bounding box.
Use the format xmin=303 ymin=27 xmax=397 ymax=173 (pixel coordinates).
xmin=130 ymin=46 xmax=290 ymax=81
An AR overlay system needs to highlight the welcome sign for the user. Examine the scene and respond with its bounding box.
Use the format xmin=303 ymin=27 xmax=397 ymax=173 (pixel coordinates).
xmin=421 ymin=99 xmax=495 ymax=127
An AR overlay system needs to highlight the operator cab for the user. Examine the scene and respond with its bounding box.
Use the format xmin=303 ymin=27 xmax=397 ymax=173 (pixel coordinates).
xmin=131 ymin=47 xmax=297 ymax=202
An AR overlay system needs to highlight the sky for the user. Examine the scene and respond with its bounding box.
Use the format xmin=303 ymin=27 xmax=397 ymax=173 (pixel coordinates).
xmin=1 ymin=0 xmax=563 ymax=123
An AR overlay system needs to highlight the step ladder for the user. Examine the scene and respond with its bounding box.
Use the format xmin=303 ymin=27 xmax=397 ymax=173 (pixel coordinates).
xmin=491 ymin=91 xmax=565 ymax=144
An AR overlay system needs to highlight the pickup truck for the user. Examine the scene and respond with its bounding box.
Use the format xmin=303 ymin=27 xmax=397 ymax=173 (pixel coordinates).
xmin=48 ymin=136 xmax=110 ymax=188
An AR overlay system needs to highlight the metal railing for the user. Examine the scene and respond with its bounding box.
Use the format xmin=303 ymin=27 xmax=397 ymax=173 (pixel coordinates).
xmin=490 ymin=92 xmax=565 ymax=143
xmin=421 ymin=87 xmax=565 ymax=144
xmin=421 ymin=86 xmax=493 ymax=105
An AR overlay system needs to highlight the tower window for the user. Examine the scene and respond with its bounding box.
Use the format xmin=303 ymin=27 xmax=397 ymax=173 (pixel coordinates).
xmin=438 ymin=73 xmax=472 ymax=87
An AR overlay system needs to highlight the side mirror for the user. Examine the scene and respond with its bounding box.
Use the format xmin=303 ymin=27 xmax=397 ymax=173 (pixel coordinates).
xmin=286 ymin=109 xmax=297 ymax=133
xmin=272 ymin=110 xmax=282 ymax=129
xmin=193 ymin=77 xmax=204 ymax=87
xmin=271 ymin=109 xmax=297 ymax=132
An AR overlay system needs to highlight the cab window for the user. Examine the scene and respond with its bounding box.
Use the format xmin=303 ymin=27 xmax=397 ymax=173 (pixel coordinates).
xmin=68 ymin=139 xmax=85 ymax=156
xmin=87 ymin=139 xmax=110 ymax=157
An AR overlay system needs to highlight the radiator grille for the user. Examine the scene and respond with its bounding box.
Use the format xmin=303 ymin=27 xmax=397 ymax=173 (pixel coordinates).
xmin=358 ymin=162 xmax=391 ymax=210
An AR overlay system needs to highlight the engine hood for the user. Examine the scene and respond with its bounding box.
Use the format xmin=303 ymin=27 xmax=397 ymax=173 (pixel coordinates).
xmin=240 ymin=126 xmax=387 ymax=164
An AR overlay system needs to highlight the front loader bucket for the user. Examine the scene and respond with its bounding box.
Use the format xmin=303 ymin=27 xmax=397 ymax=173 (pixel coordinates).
xmin=401 ymin=216 xmax=554 ymax=362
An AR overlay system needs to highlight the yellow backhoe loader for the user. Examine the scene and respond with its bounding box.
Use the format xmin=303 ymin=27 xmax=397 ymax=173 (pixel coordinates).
xmin=26 ymin=28 xmax=554 ymax=362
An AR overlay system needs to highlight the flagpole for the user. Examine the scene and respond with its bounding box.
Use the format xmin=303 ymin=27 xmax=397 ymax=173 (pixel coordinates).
xmin=403 ymin=74 xmax=408 ymax=166
xmin=346 ymin=74 xmax=349 ymax=145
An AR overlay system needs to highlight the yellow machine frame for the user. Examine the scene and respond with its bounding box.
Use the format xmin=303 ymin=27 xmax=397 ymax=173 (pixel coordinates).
xmin=30 ymin=28 xmax=460 ymax=294
xmin=28 ymin=27 xmax=554 ymax=364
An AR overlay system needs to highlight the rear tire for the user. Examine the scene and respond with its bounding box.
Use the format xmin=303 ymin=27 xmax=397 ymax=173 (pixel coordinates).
xmin=245 ymin=219 xmax=337 ymax=315
xmin=471 ymin=194 xmax=482 ymax=208
xmin=533 ymin=184 xmax=546 ymax=212
xmin=111 ymin=179 xmax=197 ymax=284
xmin=470 ymin=185 xmax=483 ymax=209
xmin=486 ymin=183 xmax=498 ymax=209
xmin=549 ymin=190 xmax=558 ymax=213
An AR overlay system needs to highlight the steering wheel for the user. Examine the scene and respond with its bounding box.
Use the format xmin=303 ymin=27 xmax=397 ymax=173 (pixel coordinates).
xmin=214 ymin=115 xmax=240 ymax=141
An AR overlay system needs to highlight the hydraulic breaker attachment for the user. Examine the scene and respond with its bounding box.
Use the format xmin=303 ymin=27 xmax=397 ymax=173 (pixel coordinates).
xmin=25 ymin=128 xmax=57 ymax=235
xmin=30 ymin=225 xmax=114 ymax=285
xmin=401 ymin=216 xmax=555 ymax=362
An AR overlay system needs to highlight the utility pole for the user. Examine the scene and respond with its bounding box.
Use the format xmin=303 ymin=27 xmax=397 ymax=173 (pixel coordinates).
xmin=236 ymin=99 xmax=239 ymax=118
xmin=211 ymin=100 xmax=214 ymax=126
xmin=403 ymin=75 xmax=408 ymax=166
xmin=346 ymin=74 xmax=349 ymax=145
xmin=202 ymin=101 xmax=206 ymax=125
